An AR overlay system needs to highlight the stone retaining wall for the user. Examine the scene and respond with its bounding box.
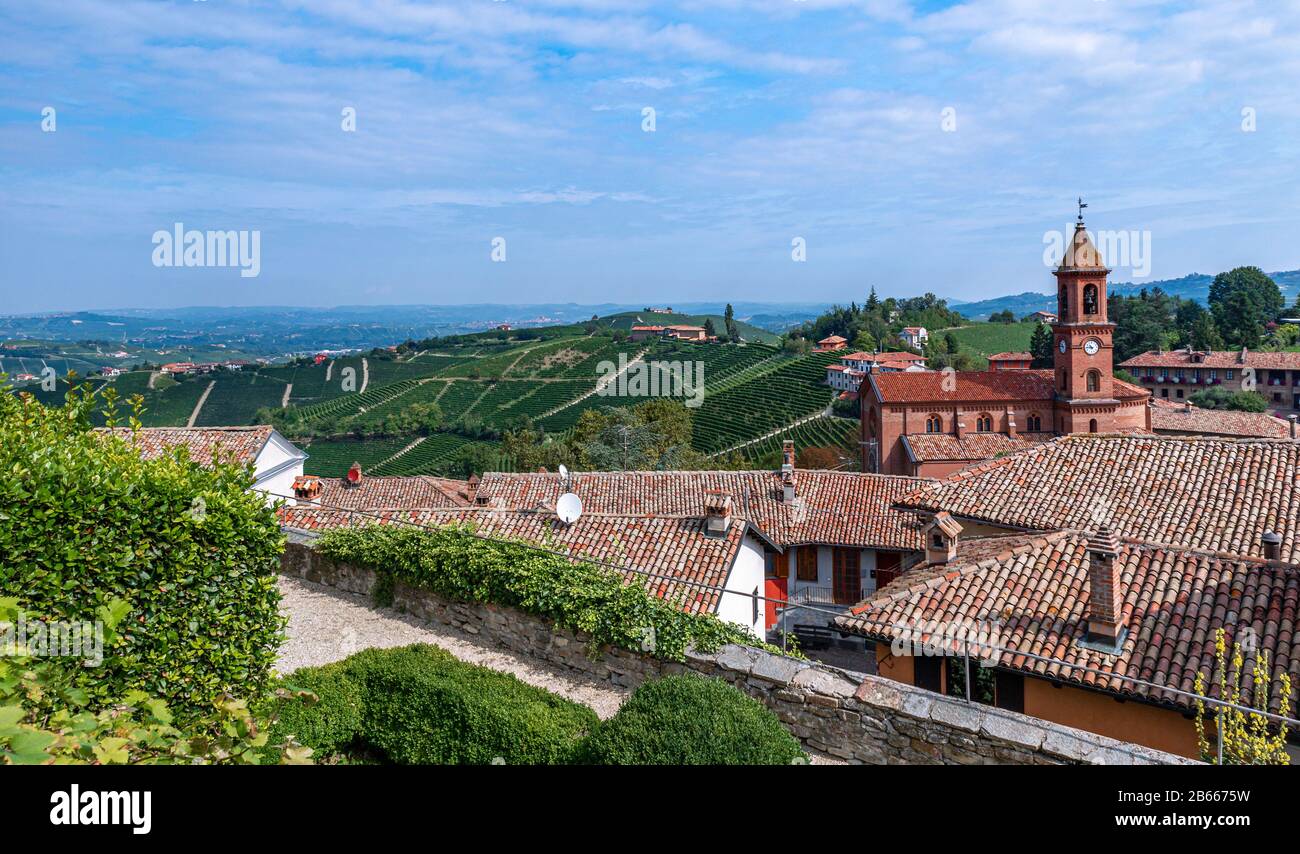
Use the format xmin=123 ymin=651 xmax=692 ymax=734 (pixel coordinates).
xmin=280 ymin=540 xmax=1191 ymax=765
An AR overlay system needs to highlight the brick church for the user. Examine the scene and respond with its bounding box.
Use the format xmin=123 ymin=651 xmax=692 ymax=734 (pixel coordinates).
xmin=861 ymin=215 xmax=1152 ymax=477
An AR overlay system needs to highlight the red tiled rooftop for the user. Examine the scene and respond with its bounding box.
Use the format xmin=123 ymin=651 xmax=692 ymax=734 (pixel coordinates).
xmin=278 ymin=506 xmax=746 ymax=615
xmin=95 ymin=426 xmax=274 ymax=466
xmin=836 ymin=530 xmax=1300 ymax=716
xmin=895 ymin=434 xmax=1300 ymax=562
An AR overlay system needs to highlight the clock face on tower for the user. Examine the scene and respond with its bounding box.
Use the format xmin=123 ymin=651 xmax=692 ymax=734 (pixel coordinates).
xmin=1058 ymin=339 xmax=1067 ymax=354
xmin=1083 ymin=338 xmax=1100 ymax=356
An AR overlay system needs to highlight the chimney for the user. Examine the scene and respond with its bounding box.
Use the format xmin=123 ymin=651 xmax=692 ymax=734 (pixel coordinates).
xmin=1005 ymin=407 xmax=1017 ymax=438
xmin=703 ymin=489 xmax=733 ymax=537
xmin=292 ymin=475 xmax=322 ymax=506
xmin=344 ymin=462 xmax=363 ymax=488
xmin=468 ymin=473 xmax=483 ymax=505
xmin=1290 ymin=415 xmax=1297 ymax=439
xmin=924 ymin=512 xmax=962 ymax=564
xmin=781 ymin=440 xmax=796 ymax=503
xmin=1239 ymin=346 xmax=1248 ymax=364
xmin=1184 ymin=399 xmax=1192 ymax=412
xmin=954 ymin=407 xmax=966 ymax=439
xmin=1085 ymin=526 xmax=1124 ymax=647
xmin=1262 ymin=531 xmax=1282 ymax=561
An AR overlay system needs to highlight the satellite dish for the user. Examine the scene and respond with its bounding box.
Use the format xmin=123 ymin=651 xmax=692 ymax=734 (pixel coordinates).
xmin=556 ymin=492 xmax=583 ymax=525
xmin=558 ymin=464 xmax=569 ymax=481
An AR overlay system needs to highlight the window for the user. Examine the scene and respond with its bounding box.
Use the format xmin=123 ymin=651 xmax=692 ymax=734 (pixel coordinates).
xmin=832 ymin=548 xmax=861 ymax=605
xmin=1059 ymin=370 xmax=1067 ymax=391
xmin=1226 ymin=370 xmax=1235 ymax=380
xmin=925 ymin=414 xmax=941 ymax=433
xmin=1026 ymin=413 xmax=1042 ymax=432
xmin=931 ymin=533 xmax=944 ymax=548
xmin=769 ymin=550 xmax=788 ymax=579
xmin=1089 ymin=418 xmax=1098 ymax=433
xmin=914 ymin=656 xmax=943 ymax=693
xmin=1161 ymin=388 xmax=1169 ymax=398
xmin=1210 ymin=369 xmax=1217 ymax=381
xmin=1159 ymin=367 xmax=1169 ymax=380
xmin=976 ymin=413 xmax=993 ymax=432
xmin=1176 ymin=389 xmax=1184 ymax=398
xmin=1083 ymin=283 xmax=1098 ymax=315
xmin=1086 ymin=370 xmax=1101 ymax=392
xmin=995 ymin=672 xmax=1025 ymax=713
xmin=1059 ymin=284 xmax=1068 ymax=314
xmin=796 ymin=545 xmax=818 ymax=581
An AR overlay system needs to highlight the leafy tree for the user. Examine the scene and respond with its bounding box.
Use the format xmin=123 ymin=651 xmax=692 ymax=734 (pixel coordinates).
xmin=1209 ymin=266 xmax=1284 ymax=347
xmin=3 ymin=381 xmax=285 ymax=721
xmin=1188 ymin=387 xmax=1269 ymax=412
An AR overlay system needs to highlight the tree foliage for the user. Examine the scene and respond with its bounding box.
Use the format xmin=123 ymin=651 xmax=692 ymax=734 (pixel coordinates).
xmin=2 ymin=380 xmax=285 ymax=721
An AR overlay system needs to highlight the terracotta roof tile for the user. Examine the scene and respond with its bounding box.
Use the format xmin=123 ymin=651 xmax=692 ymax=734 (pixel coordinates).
xmin=1121 ymin=349 xmax=1300 ymax=371
xmin=95 ymin=426 xmax=274 ymax=466
xmin=473 ymin=469 xmax=931 ymax=551
xmin=313 ymin=475 xmax=473 ymax=508
xmin=902 ymin=431 xmax=1054 ymax=463
xmin=1150 ymin=402 xmax=1293 ymax=439
xmin=896 ymin=434 xmax=1300 ymax=562
xmin=836 ymin=531 xmax=1300 ymax=715
xmin=278 ymin=506 xmax=746 ymax=615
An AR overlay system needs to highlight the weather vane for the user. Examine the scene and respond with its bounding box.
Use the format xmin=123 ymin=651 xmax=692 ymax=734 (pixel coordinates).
xmin=1077 ymin=196 xmax=1088 ymax=224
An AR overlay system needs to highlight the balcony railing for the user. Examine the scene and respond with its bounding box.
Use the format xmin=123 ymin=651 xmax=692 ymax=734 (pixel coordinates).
xmin=789 ymin=584 xmax=872 ymax=608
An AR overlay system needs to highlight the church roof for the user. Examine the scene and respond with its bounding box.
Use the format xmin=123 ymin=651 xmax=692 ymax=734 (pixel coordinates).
xmin=1059 ymin=222 xmax=1109 ymax=271
xmin=870 ymin=370 xmax=1056 ymax=403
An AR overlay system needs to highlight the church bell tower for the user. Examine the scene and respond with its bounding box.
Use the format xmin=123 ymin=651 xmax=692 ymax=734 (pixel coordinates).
xmin=1052 ymin=201 xmax=1117 ymax=430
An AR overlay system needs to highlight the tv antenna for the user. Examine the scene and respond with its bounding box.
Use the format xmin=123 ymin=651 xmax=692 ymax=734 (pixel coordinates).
xmin=556 ymin=492 xmax=583 ymax=525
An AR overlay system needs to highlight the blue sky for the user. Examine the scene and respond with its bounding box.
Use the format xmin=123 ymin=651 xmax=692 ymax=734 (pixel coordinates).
xmin=1 ymin=0 xmax=1298 ymax=313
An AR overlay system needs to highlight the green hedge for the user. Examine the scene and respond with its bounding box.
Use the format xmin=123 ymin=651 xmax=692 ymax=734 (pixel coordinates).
xmin=578 ymin=674 xmax=806 ymax=765
xmin=269 ymin=644 xmax=598 ymax=765
xmin=1 ymin=383 xmax=285 ymax=720
xmin=315 ymin=524 xmax=790 ymax=662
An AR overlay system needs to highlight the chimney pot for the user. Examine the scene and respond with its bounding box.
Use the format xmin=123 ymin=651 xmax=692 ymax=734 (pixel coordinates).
xmin=1290 ymin=415 xmax=1297 ymax=439
xmin=1262 ymin=531 xmax=1282 ymax=560
xmin=345 ymin=463 xmax=363 ymax=488
xmin=1086 ymin=527 xmax=1124 ymax=646
xmin=924 ymin=512 xmax=962 ymax=564
xmin=704 ymin=489 xmax=733 ymax=536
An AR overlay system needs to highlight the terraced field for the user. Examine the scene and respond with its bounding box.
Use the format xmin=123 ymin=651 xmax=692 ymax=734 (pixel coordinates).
xmin=193 ymin=373 xmax=290 ymax=426
xmin=731 ymin=416 xmax=859 ymax=465
xmin=302 ymin=437 xmax=412 ymax=477
xmin=689 ymin=352 xmax=838 ymax=455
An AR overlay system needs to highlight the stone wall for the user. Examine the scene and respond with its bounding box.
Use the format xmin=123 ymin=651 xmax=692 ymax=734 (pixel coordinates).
xmin=280 ymin=540 xmax=1191 ymax=765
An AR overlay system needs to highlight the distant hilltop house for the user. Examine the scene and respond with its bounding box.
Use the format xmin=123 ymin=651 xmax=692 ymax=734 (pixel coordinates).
xmin=814 ymin=334 xmax=848 ymax=352
xmin=826 ymin=351 xmax=927 ymax=393
xmin=643 ymin=306 xmax=675 ymax=314
xmin=1119 ymin=347 xmax=1300 ymax=412
xmin=986 ymin=352 xmax=1033 ymax=371
xmin=495 ymin=323 xmax=512 ymax=331
xmin=313 ymin=353 xmax=329 ymax=365
xmin=99 ymin=366 xmax=125 ymax=377
xmin=160 ymin=362 xmax=196 ymax=376
xmin=1029 ymin=310 xmax=1058 ymax=323
xmin=898 ymin=326 xmax=928 ymax=349
xmin=861 ymin=218 xmax=1153 ymax=478
xmin=13 ymin=372 xmax=39 ymax=383
xmin=629 ymin=324 xmax=713 ymax=343
xmin=97 ymin=425 xmax=307 ymax=505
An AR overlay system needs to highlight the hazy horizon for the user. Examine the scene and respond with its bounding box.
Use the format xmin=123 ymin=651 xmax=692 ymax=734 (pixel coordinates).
xmin=4 ymin=1 xmax=1299 ymax=314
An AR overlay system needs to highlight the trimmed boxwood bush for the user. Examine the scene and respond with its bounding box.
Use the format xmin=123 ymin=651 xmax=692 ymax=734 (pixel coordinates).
xmin=315 ymin=524 xmax=791 ymax=662
xmin=1 ymin=383 xmax=285 ymax=720
xmin=263 ymin=661 xmax=364 ymax=762
xmin=269 ymin=644 xmax=598 ymax=765
xmin=577 ymin=674 xmax=805 ymax=765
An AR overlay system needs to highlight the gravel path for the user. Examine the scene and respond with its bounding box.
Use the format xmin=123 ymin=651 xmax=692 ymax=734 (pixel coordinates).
xmin=277 ymin=575 xmax=628 ymax=719
xmin=277 ymin=575 xmax=846 ymax=763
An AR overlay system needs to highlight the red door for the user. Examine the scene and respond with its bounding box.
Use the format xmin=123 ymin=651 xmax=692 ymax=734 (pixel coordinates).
xmin=832 ymin=548 xmax=861 ymax=605
xmin=764 ymin=577 xmax=787 ymax=631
